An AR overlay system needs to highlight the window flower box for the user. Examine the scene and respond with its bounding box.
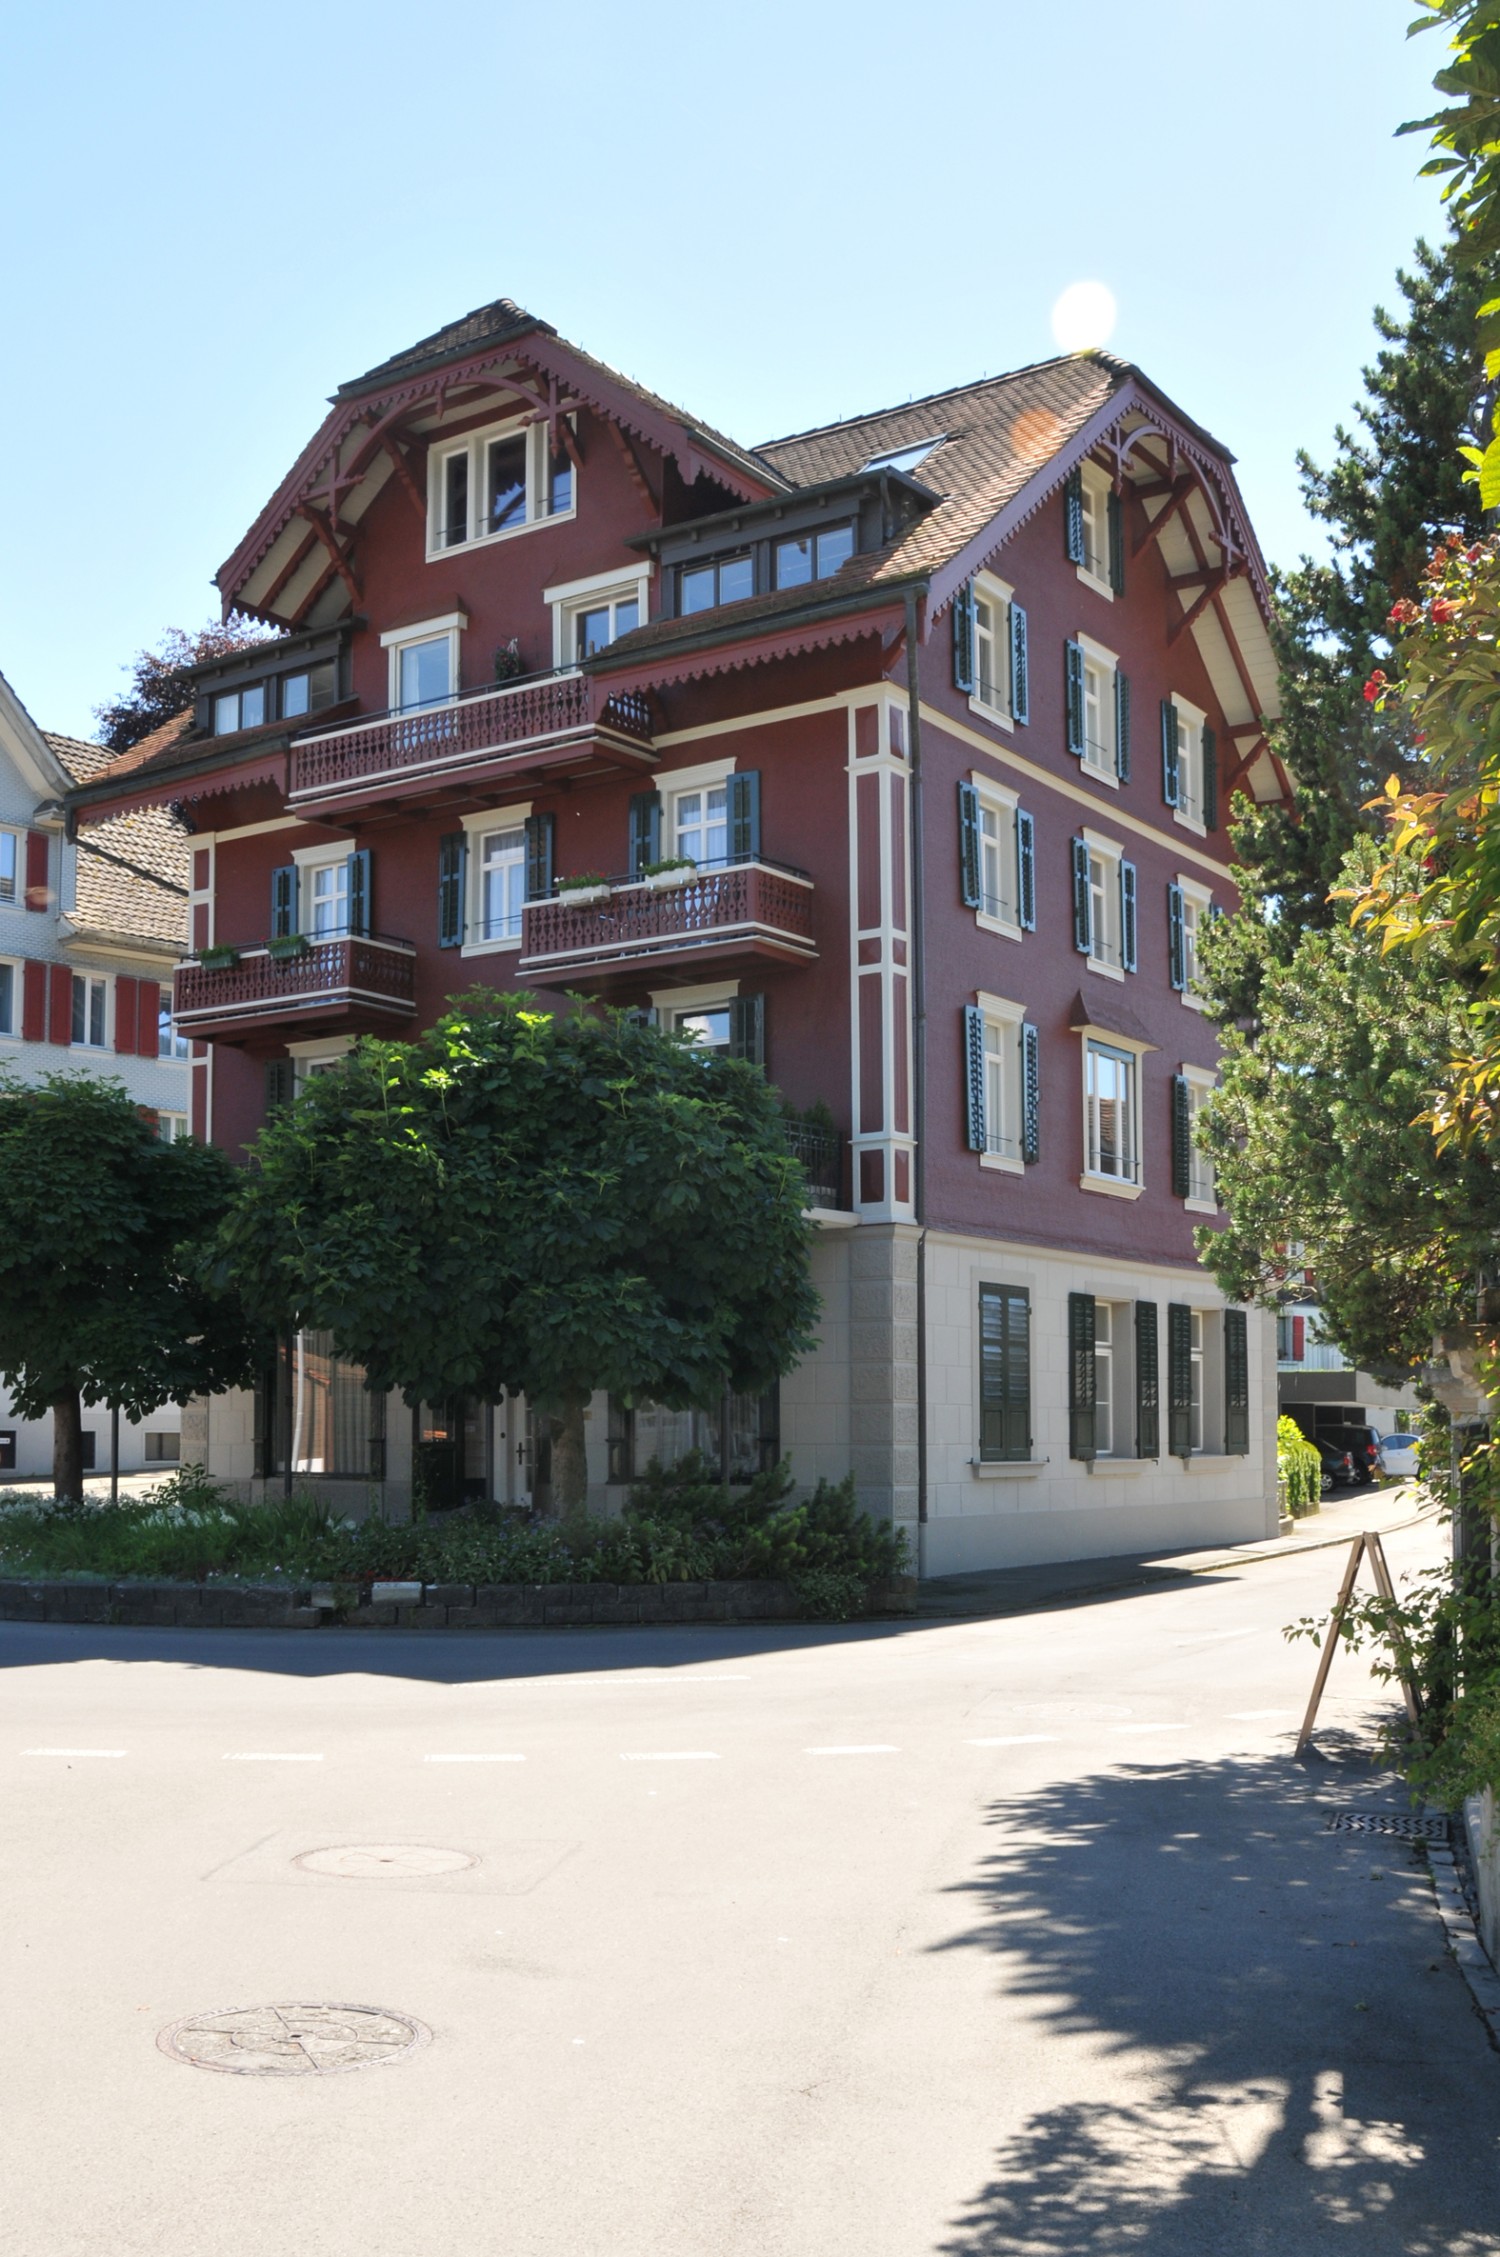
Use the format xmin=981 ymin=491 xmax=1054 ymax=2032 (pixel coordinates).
xmin=642 ymin=859 xmax=698 ymax=893
xmin=267 ymin=932 xmax=310 ymax=962
xmin=556 ymin=874 xmax=611 ymax=907
xmin=197 ymin=943 xmax=240 ymax=971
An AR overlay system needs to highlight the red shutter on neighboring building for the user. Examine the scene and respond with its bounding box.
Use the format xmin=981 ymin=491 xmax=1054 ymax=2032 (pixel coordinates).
xmin=137 ymin=980 xmax=161 ymax=1055
xmin=1291 ymin=1316 xmax=1306 ymax=1362
xmin=47 ymin=963 xmax=72 ymax=1046
xmin=24 ymin=831 xmax=49 ymax=912
xmin=115 ymin=974 xmax=139 ymax=1054
xmin=21 ymin=960 xmax=46 ymax=1041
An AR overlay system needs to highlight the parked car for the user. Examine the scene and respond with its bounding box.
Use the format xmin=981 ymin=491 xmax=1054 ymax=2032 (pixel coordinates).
xmin=1314 ymin=1437 xmax=1361 ymax=1490
xmin=1319 ymin=1423 xmax=1382 ymax=1485
xmin=1379 ymin=1432 xmax=1420 ymax=1481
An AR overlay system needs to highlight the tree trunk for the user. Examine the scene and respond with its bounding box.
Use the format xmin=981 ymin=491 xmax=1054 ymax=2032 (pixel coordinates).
xmin=549 ymin=1393 xmax=590 ymax=1523
xmin=52 ymin=1389 xmax=84 ymax=1503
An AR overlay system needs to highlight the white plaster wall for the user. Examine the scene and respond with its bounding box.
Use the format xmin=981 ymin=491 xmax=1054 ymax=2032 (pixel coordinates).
xmin=778 ymin=1223 xmax=854 ymax=1494
xmin=0 ymin=1388 xmax=183 ymax=1485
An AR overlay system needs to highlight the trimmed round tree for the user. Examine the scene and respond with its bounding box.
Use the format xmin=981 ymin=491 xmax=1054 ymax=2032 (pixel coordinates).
xmin=0 ymin=1074 xmax=263 ymax=1498
xmin=218 ymin=992 xmax=822 ymax=1515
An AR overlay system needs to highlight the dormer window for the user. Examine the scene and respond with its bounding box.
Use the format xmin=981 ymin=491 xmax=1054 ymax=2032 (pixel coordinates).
xmin=214 ymin=684 xmax=266 ymax=735
xmin=680 ymin=551 xmax=753 ymax=615
xmin=774 ymin=524 xmax=854 ymax=588
xmin=428 ymin=418 xmax=576 ymax=556
xmin=281 ymin=662 xmax=337 ymax=719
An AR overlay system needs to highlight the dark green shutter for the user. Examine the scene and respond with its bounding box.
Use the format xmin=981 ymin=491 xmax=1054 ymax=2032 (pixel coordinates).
xmin=1010 ymin=602 xmax=1029 ymax=723
xmin=1171 ymin=1075 xmax=1192 ymax=1197
xmin=1064 ymin=470 xmax=1084 ymax=565
xmin=1167 ymin=1303 xmax=1193 ymax=1457
xmin=1120 ymin=861 xmax=1137 ymax=972
xmin=728 ymin=770 xmax=761 ymax=862
xmin=1135 ymin=1301 xmax=1160 ymax=1458
xmin=1065 ymin=640 xmax=1085 ymax=755
xmin=979 ymin=1284 xmax=1030 ymax=1462
xmin=1168 ymin=883 xmax=1186 ymax=990
xmin=437 ymin=832 xmax=466 ymax=947
xmin=1020 ymin=1023 xmax=1040 ymax=1162
xmin=1068 ymin=1291 xmax=1097 ymax=1461
xmin=1202 ymin=724 xmax=1219 ymax=830
xmin=346 ymin=847 xmax=371 ymax=937
xmin=524 ymin=813 xmax=555 ymax=901
xmin=264 ymin=1057 xmax=295 ymax=1118
xmin=953 ymin=582 xmax=976 ymax=694
xmin=1108 ymin=488 xmax=1125 ymax=595
xmin=1224 ymin=1309 xmax=1250 ymax=1454
xmin=1017 ymin=810 xmax=1036 ymax=930
xmin=958 ymin=781 xmax=982 ymax=909
xmin=964 ymin=1004 xmax=986 ymax=1151
xmin=729 ymin=993 xmax=764 ymax=1066
xmin=270 ymin=865 xmax=297 ymax=939
xmin=1161 ymin=700 xmax=1180 ymax=808
xmin=1072 ymin=837 xmax=1091 ymax=954
xmin=628 ymin=790 xmax=661 ymax=877
xmin=1115 ymin=671 xmax=1131 ymax=782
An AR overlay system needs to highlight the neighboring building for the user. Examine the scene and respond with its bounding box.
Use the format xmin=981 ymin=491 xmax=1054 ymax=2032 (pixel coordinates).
xmin=0 ymin=668 xmax=191 ymax=1481
xmin=1276 ymin=1302 xmax=1420 ymax=1442
xmin=68 ymin=301 xmax=1292 ymax=1571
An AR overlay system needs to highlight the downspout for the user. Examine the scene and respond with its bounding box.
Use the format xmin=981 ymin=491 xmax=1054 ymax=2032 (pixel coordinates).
xmin=904 ymin=587 xmax=929 ymax=1550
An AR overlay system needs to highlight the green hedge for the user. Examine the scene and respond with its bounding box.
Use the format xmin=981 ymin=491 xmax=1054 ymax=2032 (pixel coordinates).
xmin=1277 ymin=1415 xmax=1323 ymax=1517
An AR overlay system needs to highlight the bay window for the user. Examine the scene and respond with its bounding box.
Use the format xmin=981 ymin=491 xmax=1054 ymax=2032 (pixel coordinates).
xmin=1083 ymin=1036 xmax=1141 ymax=1190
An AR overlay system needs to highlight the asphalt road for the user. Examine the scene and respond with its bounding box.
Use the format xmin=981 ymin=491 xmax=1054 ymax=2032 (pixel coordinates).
xmin=2 ymin=1516 xmax=1497 ymax=2256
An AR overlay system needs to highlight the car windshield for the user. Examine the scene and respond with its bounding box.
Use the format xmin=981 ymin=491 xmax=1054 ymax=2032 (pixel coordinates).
xmin=1383 ymin=1435 xmax=1413 ymax=1448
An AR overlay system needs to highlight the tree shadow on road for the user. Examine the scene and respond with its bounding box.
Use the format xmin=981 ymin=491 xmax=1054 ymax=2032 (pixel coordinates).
xmin=933 ymin=1734 xmax=1500 ymax=2257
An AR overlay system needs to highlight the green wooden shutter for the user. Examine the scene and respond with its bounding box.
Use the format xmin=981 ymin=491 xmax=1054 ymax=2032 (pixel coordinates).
xmin=1108 ymin=487 xmax=1125 ymax=595
xmin=264 ymin=1057 xmax=295 ymax=1118
xmin=1171 ymin=1075 xmax=1192 ymax=1197
xmin=1202 ymin=724 xmax=1219 ymax=830
xmin=1065 ymin=640 xmax=1085 ymax=755
xmin=958 ymin=782 xmax=981 ymax=909
xmin=1168 ymin=883 xmax=1186 ymax=990
xmin=1010 ymin=602 xmax=1029 ymax=723
xmin=437 ymin=832 xmax=466 ymax=947
xmin=979 ymin=1284 xmax=1030 ymax=1462
xmin=1115 ymin=671 xmax=1131 ymax=782
xmin=964 ymin=1003 xmax=987 ymax=1151
xmin=1161 ymin=700 xmax=1180 ymax=808
xmin=524 ymin=813 xmax=555 ymax=901
xmin=1224 ymin=1308 xmax=1250 ymax=1454
xmin=629 ymin=790 xmax=662 ymax=877
xmin=346 ymin=847 xmax=371 ymax=937
xmin=1017 ymin=810 xmax=1036 ymax=930
xmin=1020 ymin=1023 xmax=1040 ymax=1161
xmin=1063 ymin=470 xmax=1084 ymax=564
xmin=1072 ymin=837 xmax=1092 ymax=954
xmin=1120 ymin=860 xmax=1137 ymax=972
xmin=953 ymin=581 xmax=976 ymax=694
xmin=1068 ymin=1291 xmax=1097 ymax=1461
xmin=729 ymin=994 xmax=764 ymax=1066
xmin=1134 ymin=1301 xmax=1160 ymax=1458
xmin=1167 ymin=1303 xmax=1193 ymax=1458
xmin=728 ymin=770 xmax=761 ymax=862
xmin=270 ymin=864 xmax=297 ymax=939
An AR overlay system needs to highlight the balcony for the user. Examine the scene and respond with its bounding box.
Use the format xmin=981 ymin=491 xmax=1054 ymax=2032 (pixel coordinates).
xmin=517 ymin=860 xmax=816 ymax=987
xmin=173 ymin=934 xmax=417 ymax=1042
xmin=287 ymin=671 xmax=654 ymax=820
xmin=783 ymin=1118 xmax=846 ymax=1210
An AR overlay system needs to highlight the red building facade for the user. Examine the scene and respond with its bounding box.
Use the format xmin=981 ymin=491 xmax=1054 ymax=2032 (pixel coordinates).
xmin=71 ymin=301 xmax=1288 ymax=1571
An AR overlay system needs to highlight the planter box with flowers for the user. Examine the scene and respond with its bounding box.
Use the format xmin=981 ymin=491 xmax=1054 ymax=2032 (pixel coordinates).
xmin=556 ymin=873 xmax=612 ymax=908
xmin=267 ymin=932 xmax=311 ymax=962
xmin=196 ymin=943 xmax=241 ymax=971
xmin=641 ymin=858 xmax=699 ymax=893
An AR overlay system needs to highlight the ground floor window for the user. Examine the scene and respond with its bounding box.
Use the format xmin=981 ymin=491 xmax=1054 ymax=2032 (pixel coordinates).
xmin=979 ymin=1283 xmax=1031 ymax=1462
xmin=607 ymin=1388 xmax=780 ymax=1483
xmin=144 ymin=1431 xmax=180 ymax=1463
xmin=415 ymin=1397 xmax=490 ymax=1508
xmin=262 ymin=1331 xmax=384 ymax=1479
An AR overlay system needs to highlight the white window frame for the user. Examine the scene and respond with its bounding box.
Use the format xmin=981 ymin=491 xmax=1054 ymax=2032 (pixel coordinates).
xmin=653 ymin=981 xmax=741 ymax=1055
xmin=1076 ymin=462 xmax=1114 ymax=598
xmin=1076 ymin=1021 xmax=1151 ymax=1199
xmin=1082 ymin=828 xmax=1124 ymax=979
xmin=652 ymin=756 xmax=738 ymax=874
xmin=0 ymin=953 xmax=19 ymax=1040
xmin=1095 ymin=1299 xmax=1133 ymax=1458
xmin=290 ymin=835 xmax=357 ymax=939
xmin=1189 ymin=1308 xmax=1206 ymax=1454
xmin=546 ymin=565 xmax=652 ymax=670
xmin=0 ymin=826 xmax=20 ymax=909
xmin=380 ymin=611 xmax=467 ymax=714
xmin=158 ymin=1006 xmax=191 ymax=1062
xmin=460 ymin=800 xmax=533 ymax=957
xmin=976 ymin=989 xmax=1025 ymax=1175
xmin=71 ymin=972 xmax=109 ymax=1050
xmin=970 ymin=570 xmax=1014 ymax=729
xmin=1076 ymin=633 xmax=1119 ymax=784
xmin=1177 ymin=874 xmax=1213 ymax=1008
xmin=157 ymin=1113 xmax=189 ymax=1143
xmin=971 ymin=773 xmax=1023 ymax=940
xmin=288 ymin=1034 xmax=353 ymax=1094
xmin=425 ymin=415 xmax=576 ymax=560
xmin=1171 ymin=694 xmax=1208 ymax=836
xmin=1181 ymin=1061 xmax=1218 ymax=1215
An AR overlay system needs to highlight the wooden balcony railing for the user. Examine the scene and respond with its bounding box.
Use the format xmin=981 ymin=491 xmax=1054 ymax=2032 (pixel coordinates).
xmin=518 ymin=860 xmax=816 ymax=978
xmin=287 ymin=671 xmax=653 ymax=808
xmin=173 ymin=933 xmax=418 ymax=1037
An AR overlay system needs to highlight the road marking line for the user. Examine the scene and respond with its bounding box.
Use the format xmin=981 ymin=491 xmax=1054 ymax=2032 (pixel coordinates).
xmin=805 ymin=1745 xmax=899 ymax=1756
xmin=621 ymin=1751 xmax=720 ymax=1762
xmin=223 ymin=1752 xmax=324 ymax=1762
xmin=423 ymin=1753 xmax=526 ymax=1763
xmin=24 ymin=1747 xmax=126 ymax=1758
xmin=1109 ymin=1723 xmax=1191 ymax=1735
xmin=965 ymin=1734 xmax=1061 ymax=1747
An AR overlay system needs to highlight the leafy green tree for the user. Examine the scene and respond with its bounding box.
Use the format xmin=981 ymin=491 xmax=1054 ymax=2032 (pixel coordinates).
xmin=216 ymin=992 xmax=821 ymax=1517
xmin=0 ymin=1076 xmax=262 ymax=1497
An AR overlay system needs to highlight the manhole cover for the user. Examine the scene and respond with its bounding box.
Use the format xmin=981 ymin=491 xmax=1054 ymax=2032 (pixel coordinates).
xmin=294 ymin=1843 xmax=476 ymax=1879
xmin=158 ymin=2002 xmax=430 ymax=2076
xmin=1324 ymin=1810 xmax=1450 ymax=1840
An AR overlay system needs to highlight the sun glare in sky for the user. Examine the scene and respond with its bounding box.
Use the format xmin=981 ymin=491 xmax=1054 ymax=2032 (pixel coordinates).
xmin=1051 ymin=280 xmax=1117 ymax=354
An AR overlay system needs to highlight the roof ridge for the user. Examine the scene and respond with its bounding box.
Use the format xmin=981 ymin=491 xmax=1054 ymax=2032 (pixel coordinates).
xmin=756 ymin=350 xmax=1121 ymax=455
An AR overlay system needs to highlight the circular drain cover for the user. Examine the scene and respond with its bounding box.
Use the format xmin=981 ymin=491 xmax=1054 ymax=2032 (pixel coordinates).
xmin=295 ymin=1843 xmax=476 ymax=1879
xmin=158 ymin=2002 xmax=430 ymax=2076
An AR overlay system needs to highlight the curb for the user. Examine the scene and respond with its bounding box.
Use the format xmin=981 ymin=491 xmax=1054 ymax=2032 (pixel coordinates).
xmin=1425 ymin=1816 xmax=1500 ymax=2052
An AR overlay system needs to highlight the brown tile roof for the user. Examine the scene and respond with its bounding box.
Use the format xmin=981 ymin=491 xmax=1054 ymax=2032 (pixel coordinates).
xmin=337 ymin=297 xmax=541 ymax=397
xmin=69 ymin=709 xmax=294 ymax=803
xmin=44 ymin=733 xmax=190 ymax=952
xmin=67 ymin=710 xmax=195 ymax=789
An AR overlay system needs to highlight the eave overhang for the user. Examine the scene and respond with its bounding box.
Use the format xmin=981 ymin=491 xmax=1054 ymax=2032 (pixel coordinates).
xmin=585 ymin=581 xmax=919 ymax=692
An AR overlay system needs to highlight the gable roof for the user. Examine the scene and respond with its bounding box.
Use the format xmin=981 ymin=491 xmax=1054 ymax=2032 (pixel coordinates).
xmin=44 ymin=733 xmax=190 ymax=953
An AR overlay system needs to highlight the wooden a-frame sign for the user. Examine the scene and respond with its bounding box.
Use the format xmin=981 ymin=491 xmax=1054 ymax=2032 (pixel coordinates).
xmin=1295 ymin=1530 xmax=1423 ymax=1757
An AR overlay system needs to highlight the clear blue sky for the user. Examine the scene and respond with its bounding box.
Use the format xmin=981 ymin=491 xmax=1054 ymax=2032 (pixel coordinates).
xmin=0 ymin=0 xmax=1451 ymax=739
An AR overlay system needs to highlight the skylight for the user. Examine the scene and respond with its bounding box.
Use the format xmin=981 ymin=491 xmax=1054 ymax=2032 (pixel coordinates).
xmin=860 ymin=438 xmax=944 ymax=477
